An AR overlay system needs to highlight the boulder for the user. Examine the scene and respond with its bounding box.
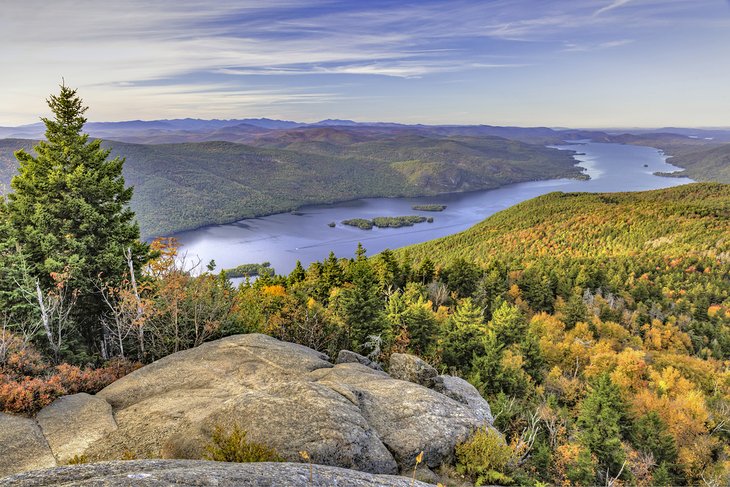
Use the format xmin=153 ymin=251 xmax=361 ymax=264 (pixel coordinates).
xmin=36 ymin=393 xmax=117 ymax=464
xmin=0 ymin=460 xmax=436 ymax=486
xmin=0 ymin=413 xmax=56 ymax=477
xmin=335 ymin=349 xmax=384 ymax=371
xmin=388 ymin=353 xmax=438 ymax=388
xmin=4 ymin=334 xmax=490 ymax=479
xmin=311 ymin=363 xmax=480 ymax=469
xmin=433 ymin=375 xmax=493 ymax=424
xmin=97 ymin=333 xmax=332 ymax=410
xmin=84 ymin=334 xmax=482 ymax=474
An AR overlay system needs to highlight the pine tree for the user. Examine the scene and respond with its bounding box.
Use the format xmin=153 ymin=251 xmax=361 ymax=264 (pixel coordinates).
xmin=489 ymin=300 xmax=526 ymax=346
xmin=443 ymin=258 xmax=482 ymax=298
xmin=401 ymin=296 xmax=438 ymax=355
xmin=560 ymin=293 xmax=588 ymax=329
xmin=288 ymin=260 xmax=306 ymax=285
xmin=6 ymin=84 xmax=146 ymax=352
xmin=468 ymin=330 xmax=505 ymax=396
xmin=339 ymin=246 xmax=387 ymax=351
xmin=577 ymin=374 xmax=629 ymax=483
xmin=441 ymin=297 xmax=487 ymax=372
xmin=414 ymin=257 xmax=435 ymax=284
xmin=650 ymin=462 xmax=673 ymax=487
xmin=631 ymin=411 xmax=678 ymax=466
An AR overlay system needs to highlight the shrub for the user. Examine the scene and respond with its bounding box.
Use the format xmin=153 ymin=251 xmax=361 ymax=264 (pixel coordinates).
xmin=204 ymin=424 xmax=282 ymax=463
xmin=456 ymin=427 xmax=515 ymax=486
xmin=56 ymin=358 xmax=140 ymax=394
xmin=0 ymin=336 xmax=140 ymax=415
xmin=66 ymin=454 xmax=89 ymax=465
xmin=0 ymin=330 xmax=46 ymax=377
xmin=0 ymin=375 xmax=65 ymax=414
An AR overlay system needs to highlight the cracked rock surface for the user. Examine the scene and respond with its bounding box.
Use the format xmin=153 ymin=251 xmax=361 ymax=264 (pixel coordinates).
xmin=0 ymin=460 xmax=437 ymax=486
xmin=0 ymin=334 xmax=492 ymax=479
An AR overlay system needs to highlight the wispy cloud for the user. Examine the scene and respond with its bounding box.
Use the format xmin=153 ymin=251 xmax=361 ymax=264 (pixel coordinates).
xmin=594 ymin=0 xmax=634 ymax=17
xmin=0 ymin=0 xmax=727 ymax=125
xmin=563 ymin=38 xmax=634 ymax=52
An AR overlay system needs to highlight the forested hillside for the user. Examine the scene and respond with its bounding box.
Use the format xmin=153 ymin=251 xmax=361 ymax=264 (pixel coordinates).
xmin=605 ymin=133 xmax=730 ymax=183
xmin=4 ymin=176 xmax=729 ymax=484
xmin=400 ymin=183 xmax=729 ymax=263
xmin=665 ymin=144 xmax=730 ymax=183
xmin=0 ymin=135 xmax=583 ymax=237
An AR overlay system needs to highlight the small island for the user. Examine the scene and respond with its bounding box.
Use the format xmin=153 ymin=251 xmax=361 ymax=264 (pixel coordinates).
xmin=223 ymin=262 xmax=275 ymax=278
xmin=342 ymin=215 xmax=428 ymax=230
xmin=412 ymin=204 xmax=447 ymax=212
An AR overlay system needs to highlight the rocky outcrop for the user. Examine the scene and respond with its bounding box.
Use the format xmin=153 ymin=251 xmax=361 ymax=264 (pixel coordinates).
xmin=90 ymin=335 xmax=486 ymax=473
xmin=335 ymin=349 xmax=384 ymax=371
xmin=0 ymin=460 xmax=436 ymax=486
xmin=388 ymin=352 xmax=438 ymax=387
xmin=310 ymin=362 xmax=479 ymax=471
xmin=0 ymin=334 xmax=494 ymax=480
xmin=0 ymin=413 xmax=56 ymax=477
xmin=35 ymin=393 xmax=117 ymax=464
xmin=433 ymin=375 xmax=493 ymax=424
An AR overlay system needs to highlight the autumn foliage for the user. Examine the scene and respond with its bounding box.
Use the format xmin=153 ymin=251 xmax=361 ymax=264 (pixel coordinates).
xmin=0 ymin=330 xmax=139 ymax=414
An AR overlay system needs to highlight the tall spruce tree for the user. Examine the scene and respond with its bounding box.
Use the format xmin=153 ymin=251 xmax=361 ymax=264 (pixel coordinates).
xmin=339 ymin=244 xmax=387 ymax=352
xmin=442 ymin=297 xmax=487 ymax=372
xmin=577 ymin=373 xmax=629 ymax=483
xmin=6 ymin=84 xmax=146 ymax=353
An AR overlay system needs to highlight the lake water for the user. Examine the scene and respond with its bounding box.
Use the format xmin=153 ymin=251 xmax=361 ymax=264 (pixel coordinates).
xmin=173 ymin=142 xmax=693 ymax=275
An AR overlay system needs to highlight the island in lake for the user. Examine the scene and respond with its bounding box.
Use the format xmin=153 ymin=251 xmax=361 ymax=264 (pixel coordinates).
xmin=412 ymin=204 xmax=447 ymax=211
xmin=223 ymin=262 xmax=276 ymax=278
xmin=342 ymin=215 xmax=431 ymax=229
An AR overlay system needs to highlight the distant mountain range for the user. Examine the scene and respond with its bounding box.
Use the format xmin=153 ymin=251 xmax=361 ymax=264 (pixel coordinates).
xmin=3 ymin=117 xmax=729 ymax=144
xmin=0 ymin=118 xmax=728 ymax=238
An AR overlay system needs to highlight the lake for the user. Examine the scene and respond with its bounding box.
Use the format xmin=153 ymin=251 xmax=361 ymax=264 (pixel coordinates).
xmin=173 ymin=142 xmax=693 ymax=275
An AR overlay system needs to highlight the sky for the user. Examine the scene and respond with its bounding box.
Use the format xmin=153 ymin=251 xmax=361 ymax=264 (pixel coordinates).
xmin=1 ymin=0 xmax=729 ymax=128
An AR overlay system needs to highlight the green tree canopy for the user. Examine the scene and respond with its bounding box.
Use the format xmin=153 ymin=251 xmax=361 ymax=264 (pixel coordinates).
xmin=5 ymin=84 xmax=147 ymax=352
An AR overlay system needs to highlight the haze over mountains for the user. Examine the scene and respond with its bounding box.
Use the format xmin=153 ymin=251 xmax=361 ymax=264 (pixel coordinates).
xmin=3 ymin=117 xmax=730 ymax=145
xmin=1 ymin=118 xmax=729 ymax=238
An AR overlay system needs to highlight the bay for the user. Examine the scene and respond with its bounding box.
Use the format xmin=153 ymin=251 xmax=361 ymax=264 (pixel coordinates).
xmin=173 ymin=142 xmax=693 ymax=275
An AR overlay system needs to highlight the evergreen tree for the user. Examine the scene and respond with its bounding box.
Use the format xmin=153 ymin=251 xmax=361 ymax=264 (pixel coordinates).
xmin=560 ymin=293 xmax=588 ymax=329
xmin=5 ymin=84 xmax=146 ymax=352
xmin=468 ymin=330 xmax=505 ymax=396
xmin=443 ymin=258 xmax=482 ymax=298
xmin=518 ymin=331 xmax=544 ymax=383
xmin=473 ymin=267 xmax=507 ymax=318
xmin=577 ymin=374 xmax=629 ymax=483
xmin=0 ymin=200 xmax=32 ymax=317
xmin=631 ymin=411 xmax=678 ymax=466
xmin=401 ymin=296 xmax=438 ymax=355
xmin=520 ymin=266 xmax=555 ymax=312
xmin=566 ymin=447 xmax=597 ymax=487
xmin=338 ymin=246 xmax=387 ymax=351
xmin=489 ymin=300 xmax=526 ymax=346
xmin=414 ymin=257 xmax=435 ymax=284
xmin=374 ymin=248 xmax=401 ymax=290
xmin=650 ymin=462 xmax=673 ymax=487
xmin=441 ymin=297 xmax=486 ymax=372
xmin=288 ymin=260 xmax=306 ymax=285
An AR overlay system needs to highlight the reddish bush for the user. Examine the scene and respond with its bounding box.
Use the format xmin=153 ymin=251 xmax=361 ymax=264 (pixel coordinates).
xmin=1 ymin=330 xmax=141 ymax=415
xmin=0 ymin=375 xmax=65 ymax=414
xmin=1 ymin=349 xmax=140 ymax=415
xmin=55 ymin=358 xmax=141 ymax=395
xmin=1 ymin=330 xmax=47 ymax=378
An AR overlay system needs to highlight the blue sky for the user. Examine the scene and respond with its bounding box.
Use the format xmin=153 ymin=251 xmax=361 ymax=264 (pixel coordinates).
xmin=1 ymin=0 xmax=729 ymax=127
